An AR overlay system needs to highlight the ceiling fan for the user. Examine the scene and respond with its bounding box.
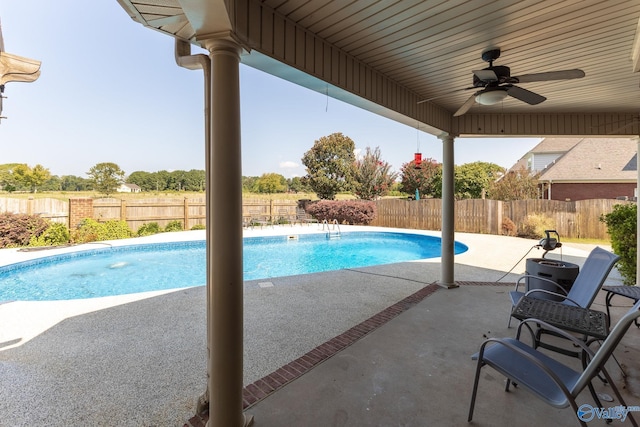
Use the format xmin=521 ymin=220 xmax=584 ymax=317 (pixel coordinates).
xmin=419 ymin=48 xmax=585 ymax=117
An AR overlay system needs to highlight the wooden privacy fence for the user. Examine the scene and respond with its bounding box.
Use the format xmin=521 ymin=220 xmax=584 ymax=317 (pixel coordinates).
xmin=93 ymin=198 xmax=301 ymax=231
xmin=0 ymin=197 xmax=68 ymax=224
xmin=0 ymin=196 xmax=632 ymax=239
xmin=0 ymin=197 xmax=300 ymax=232
xmin=371 ymin=198 xmax=634 ymax=240
xmin=93 ymin=198 xmax=208 ymax=231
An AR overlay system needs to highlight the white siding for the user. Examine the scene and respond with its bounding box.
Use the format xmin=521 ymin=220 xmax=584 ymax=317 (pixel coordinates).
xmin=533 ymin=153 xmax=563 ymax=172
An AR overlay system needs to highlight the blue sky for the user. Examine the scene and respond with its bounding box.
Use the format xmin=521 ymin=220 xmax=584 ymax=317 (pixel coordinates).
xmin=0 ymin=1 xmax=541 ymax=179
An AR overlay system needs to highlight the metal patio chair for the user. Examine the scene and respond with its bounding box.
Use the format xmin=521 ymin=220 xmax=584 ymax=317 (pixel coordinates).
xmin=295 ymin=208 xmax=318 ymax=226
xmin=603 ymin=285 xmax=640 ymax=328
xmin=469 ymin=300 xmax=640 ymax=427
xmin=508 ymin=247 xmax=620 ymax=328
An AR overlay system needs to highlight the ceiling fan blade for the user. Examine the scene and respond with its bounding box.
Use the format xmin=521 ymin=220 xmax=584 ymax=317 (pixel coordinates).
xmin=453 ymin=92 xmax=478 ymax=116
xmin=512 ymin=69 xmax=585 ymax=83
xmin=417 ymin=87 xmax=475 ymax=104
xmin=473 ymin=69 xmax=498 ymax=82
xmin=507 ymin=85 xmax=546 ymax=105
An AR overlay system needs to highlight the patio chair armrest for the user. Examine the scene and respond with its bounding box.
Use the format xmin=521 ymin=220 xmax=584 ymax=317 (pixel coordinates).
xmin=524 ymin=288 xmax=572 ymax=300
xmin=517 ymin=275 xmax=568 ymax=296
xmin=476 ymin=337 xmax=575 ymax=397
xmin=515 ymin=318 xmax=596 ymax=358
xmin=523 ymin=289 xmax=581 ymax=307
xmin=513 ymin=275 xmax=543 ymax=292
xmin=513 ymin=276 xmax=528 ymax=292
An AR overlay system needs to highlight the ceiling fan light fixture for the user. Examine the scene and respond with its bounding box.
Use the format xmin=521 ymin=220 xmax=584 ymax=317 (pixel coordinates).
xmin=475 ymin=89 xmax=508 ymax=105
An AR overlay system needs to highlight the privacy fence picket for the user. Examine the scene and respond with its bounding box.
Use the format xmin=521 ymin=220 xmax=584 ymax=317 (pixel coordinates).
xmin=371 ymin=198 xmax=632 ymax=240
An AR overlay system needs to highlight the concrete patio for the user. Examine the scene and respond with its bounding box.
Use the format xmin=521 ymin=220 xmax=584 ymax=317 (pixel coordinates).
xmin=0 ymin=228 xmax=638 ymax=426
xmin=240 ymin=283 xmax=640 ymax=427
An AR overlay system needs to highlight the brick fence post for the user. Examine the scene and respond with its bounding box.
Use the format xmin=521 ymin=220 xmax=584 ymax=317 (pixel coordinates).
xmin=69 ymin=198 xmax=94 ymax=229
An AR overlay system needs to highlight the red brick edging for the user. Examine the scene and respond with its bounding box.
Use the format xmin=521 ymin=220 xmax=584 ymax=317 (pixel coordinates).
xmin=184 ymin=282 xmax=441 ymax=426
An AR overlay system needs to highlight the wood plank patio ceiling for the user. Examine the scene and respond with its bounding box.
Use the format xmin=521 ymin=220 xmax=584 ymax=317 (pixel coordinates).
xmin=261 ymin=0 xmax=639 ymax=116
xmin=117 ymin=0 xmax=640 ymax=135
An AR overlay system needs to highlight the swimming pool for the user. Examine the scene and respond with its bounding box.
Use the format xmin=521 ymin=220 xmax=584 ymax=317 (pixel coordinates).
xmin=0 ymin=231 xmax=467 ymax=301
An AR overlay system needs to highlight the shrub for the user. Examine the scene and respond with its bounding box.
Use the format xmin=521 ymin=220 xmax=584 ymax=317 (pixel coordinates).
xmin=72 ymin=218 xmax=100 ymax=243
xmin=72 ymin=219 xmax=132 ymax=243
xmin=164 ymin=220 xmax=183 ymax=232
xmin=137 ymin=222 xmax=161 ymax=236
xmin=0 ymin=212 xmax=49 ymax=248
xmin=100 ymin=220 xmax=133 ymax=240
xmin=601 ymin=203 xmax=637 ymax=286
xmin=502 ymin=217 xmax=516 ymax=236
xmin=190 ymin=224 xmax=206 ymax=230
xmin=518 ymin=213 xmax=555 ymax=239
xmin=305 ymin=200 xmax=376 ymax=225
xmin=29 ymin=222 xmax=70 ymax=247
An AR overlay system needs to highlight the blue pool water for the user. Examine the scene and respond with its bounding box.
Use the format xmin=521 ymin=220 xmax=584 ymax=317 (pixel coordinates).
xmin=0 ymin=232 xmax=467 ymax=301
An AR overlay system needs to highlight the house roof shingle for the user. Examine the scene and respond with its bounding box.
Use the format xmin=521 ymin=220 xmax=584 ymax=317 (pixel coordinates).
xmin=538 ymin=138 xmax=637 ymax=182
xmin=529 ymin=138 xmax=583 ymax=154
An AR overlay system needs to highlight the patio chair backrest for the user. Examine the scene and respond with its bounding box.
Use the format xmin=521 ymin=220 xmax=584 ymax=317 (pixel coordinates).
xmin=573 ymin=299 xmax=640 ymax=394
xmin=565 ymin=247 xmax=619 ymax=308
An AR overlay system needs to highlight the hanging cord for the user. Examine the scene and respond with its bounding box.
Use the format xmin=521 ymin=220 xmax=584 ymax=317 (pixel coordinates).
xmin=325 ymin=84 xmax=329 ymax=112
xmin=494 ymin=245 xmax=538 ymax=282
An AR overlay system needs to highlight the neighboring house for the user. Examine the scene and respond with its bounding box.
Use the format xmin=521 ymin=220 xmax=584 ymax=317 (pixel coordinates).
xmin=117 ymin=183 xmax=142 ymax=193
xmin=511 ymin=137 xmax=637 ymax=201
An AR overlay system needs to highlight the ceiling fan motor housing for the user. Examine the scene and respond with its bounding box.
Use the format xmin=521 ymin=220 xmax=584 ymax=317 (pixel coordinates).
xmin=473 ymin=65 xmax=511 ymax=87
xmin=481 ymin=48 xmax=502 ymax=63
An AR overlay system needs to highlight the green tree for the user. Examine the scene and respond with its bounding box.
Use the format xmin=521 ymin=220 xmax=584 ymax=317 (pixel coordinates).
xmin=40 ymin=175 xmax=62 ymax=191
xmin=60 ymin=175 xmax=90 ymax=191
xmin=353 ymin=147 xmax=398 ymax=200
xmin=127 ymin=171 xmax=155 ymax=191
xmin=0 ymin=163 xmax=24 ymax=192
xmin=152 ymin=170 xmax=171 ymax=192
xmin=488 ymin=167 xmax=540 ymax=201
xmin=455 ymin=161 xmax=503 ymax=199
xmin=242 ymin=176 xmax=259 ymax=193
xmin=167 ymin=170 xmax=185 ymax=191
xmin=183 ymin=169 xmax=205 ymax=191
xmin=433 ymin=161 xmax=503 ymax=199
xmin=301 ymin=132 xmax=356 ymax=200
xmin=255 ymin=173 xmax=287 ymax=194
xmin=30 ymin=164 xmax=52 ymax=192
xmin=11 ymin=163 xmax=51 ymax=193
xmin=11 ymin=164 xmax=31 ymax=191
xmin=87 ymin=162 xmax=125 ymax=196
xmin=287 ymin=176 xmax=310 ymax=193
xmin=399 ymin=158 xmax=441 ymax=198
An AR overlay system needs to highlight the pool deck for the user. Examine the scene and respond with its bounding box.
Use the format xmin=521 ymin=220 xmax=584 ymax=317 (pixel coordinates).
xmin=0 ymin=226 xmax=638 ymax=426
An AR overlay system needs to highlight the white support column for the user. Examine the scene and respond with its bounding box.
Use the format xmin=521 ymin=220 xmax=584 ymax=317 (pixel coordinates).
xmin=204 ymin=38 xmax=248 ymax=427
xmin=438 ymin=132 xmax=458 ymax=288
